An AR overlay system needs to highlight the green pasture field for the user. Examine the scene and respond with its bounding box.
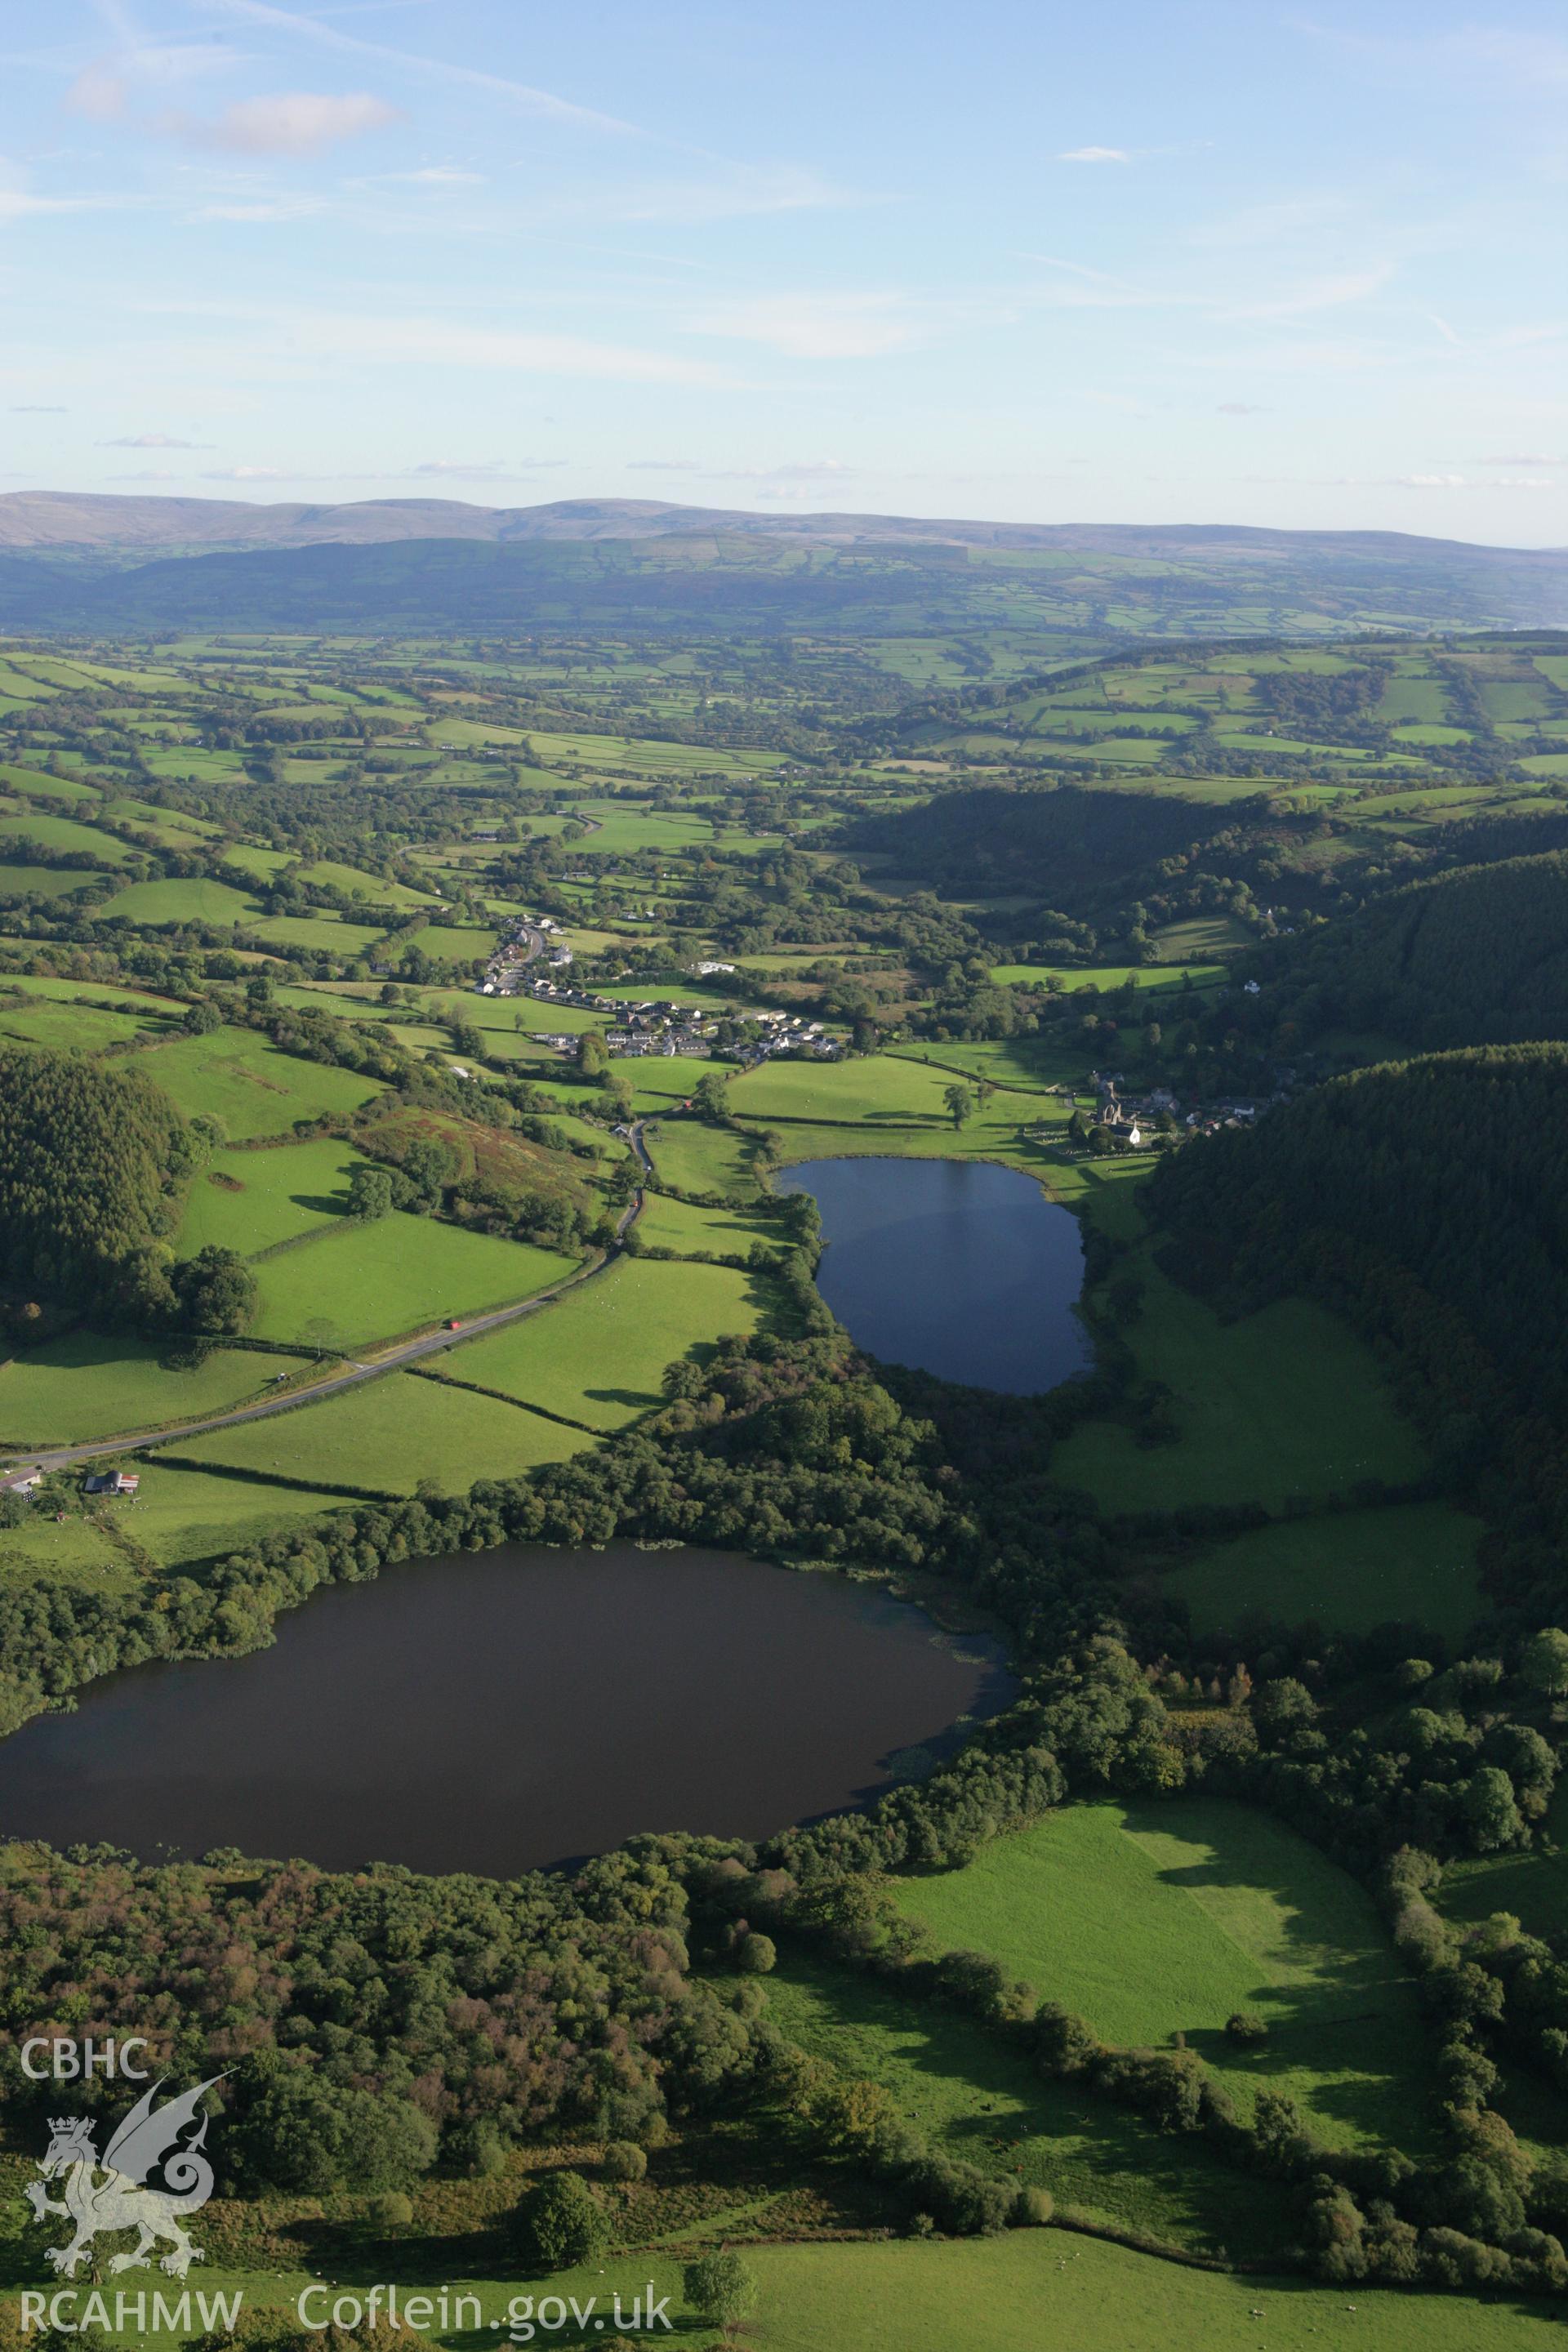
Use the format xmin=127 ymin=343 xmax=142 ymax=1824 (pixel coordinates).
xmin=635 ymin=1189 xmax=782 ymax=1256
xmin=727 ymin=1052 xmax=1068 ymax=1170
xmin=1442 ymin=1784 xmax=1568 ymax=1943
xmin=76 ymin=2207 xmax=1552 ymax=2352
xmin=894 ymin=1797 xmax=1431 ymax=2150
xmin=118 ymin=1460 xmax=354 ymax=1566
xmin=889 ymin=1037 xmax=1080 ymax=1094
xmin=988 ymin=961 xmax=1223 ymax=993
xmin=0 ymin=808 xmax=127 ymax=862
xmin=103 ymin=798 xmax=220 ymax=838
xmin=764 ymin=1947 xmax=1295 ymax=2257
xmin=0 ymin=865 xmax=104 ymax=902
xmin=296 ymin=858 xmax=438 ymax=906
xmin=0 ymin=1334 xmax=314 ymax=1445
xmin=265 ymin=982 xmax=385 ymax=1019
xmin=168 ymin=1367 xmax=590 ymax=1494
xmin=0 ymin=760 xmax=103 ymax=803
xmin=249 ymin=1215 xmax=576 ymax=1348
xmin=247 ymin=912 xmax=388 ymax=956
xmin=1169 ymin=1501 xmax=1484 ymax=1643
xmin=736 ymin=2231 xmax=1561 ymax=2352
xmin=145 ymin=1023 xmax=385 ymax=1138
xmin=0 ymin=997 xmax=173 ymax=1054
xmin=622 ymin=1060 xmax=725 ymax=1117
xmin=176 ymin=1136 xmax=371 ymax=1256
xmin=0 ymin=1508 xmax=128 ymax=1591
xmin=1054 ymin=1214 xmax=1428 ymax=1513
xmin=525 ymin=729 xmax=781 ymax=777
xmin=220 ymin=843 xmax=296 ymax=880
xmin=1150 ymin=915 xmax=1254 ymax=957
xmin=1375 ymin=676 xmax=1450 ymax=723
xmin=444 ymin=1255 xmax=773 ymax=1428
xmin=409 ymin=922 xmax=499 ymax=959
xmin=729 ymin=1052 xmax=974 ymax=1129
xmin=641 ymin=1116 xmax=760 ymax=1196
xmin=0 ymin=973 xmax=177 ymax=1012
xmin=100 ymin=876 xmax=262 ymax=928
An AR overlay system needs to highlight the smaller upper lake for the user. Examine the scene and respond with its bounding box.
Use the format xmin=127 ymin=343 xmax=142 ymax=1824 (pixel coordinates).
xmin=778 ymin=1156 xmax=1093 ymax=1395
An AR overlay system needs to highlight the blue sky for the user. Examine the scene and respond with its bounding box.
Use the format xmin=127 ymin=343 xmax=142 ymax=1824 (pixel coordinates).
xmin=2 ymin=1 xmax=1566 ymax=542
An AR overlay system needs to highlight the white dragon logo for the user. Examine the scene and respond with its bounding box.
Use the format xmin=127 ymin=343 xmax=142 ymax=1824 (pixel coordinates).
xmin=25 ymin=2076 xmax=225 ymax=2279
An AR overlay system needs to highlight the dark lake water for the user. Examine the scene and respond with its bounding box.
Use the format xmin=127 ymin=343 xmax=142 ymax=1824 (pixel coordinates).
xmin=778 ymin=1156 xmax=1093 ymax=1393
xmin=0 ymin=1544 xmax=1012 ymax=1877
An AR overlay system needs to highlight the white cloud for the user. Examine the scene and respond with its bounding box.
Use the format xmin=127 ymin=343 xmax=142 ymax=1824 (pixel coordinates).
xmin=1057 ymin=146 xmax=1129 ymax=164
xmin=1476 ymin=452 xmax=1562 ymax=466
xmin=292 ymin=310 xmax=741 ymax=385
xmin=0 ymin=189 xmax=109 ymax=222
xmin=98 ymin=432 xmax=212 ymax=449
xmin=172 ymin=91 xmax=401 ymax=155
xmin=390 ymin=167 xmax=484 ymax=187
xmin=200 ymin=464 xmax=293 ymax=480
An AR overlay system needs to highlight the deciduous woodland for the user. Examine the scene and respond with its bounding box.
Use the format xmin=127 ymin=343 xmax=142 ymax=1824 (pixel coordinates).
xmin=2 ymin=605 xmax=1568 ymax=2347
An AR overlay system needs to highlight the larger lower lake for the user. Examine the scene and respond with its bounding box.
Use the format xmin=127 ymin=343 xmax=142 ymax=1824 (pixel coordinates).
xmin=778 ymin=1156 xmax=1093 ymax=1393
xmin=0 ymin=1544 xmax=1011 ymax=1877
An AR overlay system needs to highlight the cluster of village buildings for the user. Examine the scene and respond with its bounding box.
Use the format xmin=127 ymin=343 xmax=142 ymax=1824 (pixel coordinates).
xmin=1090 ymin=1073 xmax=1263 ymax=1147
xmin=469 ymin=912 xmax=841 ymax=1065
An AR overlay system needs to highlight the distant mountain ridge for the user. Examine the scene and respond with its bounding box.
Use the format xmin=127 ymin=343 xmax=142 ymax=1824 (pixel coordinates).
xmin=2 ymin=489 xmax=1566 ymax=564
xmin=0 ymin=494 xmax=1564 ymax=635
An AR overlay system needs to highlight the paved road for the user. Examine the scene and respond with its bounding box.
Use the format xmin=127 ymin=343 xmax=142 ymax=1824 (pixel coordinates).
xmin=7 ymin=1122 xmax=650 ymax=1475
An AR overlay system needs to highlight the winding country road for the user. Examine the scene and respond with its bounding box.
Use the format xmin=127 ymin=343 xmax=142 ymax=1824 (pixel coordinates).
xmin=4 ymin=1122 xmax=652 ymax=1476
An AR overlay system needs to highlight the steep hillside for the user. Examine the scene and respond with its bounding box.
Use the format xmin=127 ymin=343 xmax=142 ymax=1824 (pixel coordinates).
xmin=849 ymin=782 xmax=1240 ymax=911
xmin=1150 ymin=1044 xmax=1568 ymax=1571
xmin=1249 ymin=850 xmax=1568 ymax=1052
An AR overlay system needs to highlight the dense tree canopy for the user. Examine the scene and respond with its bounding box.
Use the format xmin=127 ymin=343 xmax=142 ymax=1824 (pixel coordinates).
xmin=0 ymin=1045 xmax=188 ymax=1306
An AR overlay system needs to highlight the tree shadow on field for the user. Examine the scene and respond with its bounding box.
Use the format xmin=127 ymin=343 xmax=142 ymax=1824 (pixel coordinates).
xmin=773 ymin=1949 xmax=1294 ymax=2263
xmin=1118 ymin=1794 xmax=1431 ymax=2151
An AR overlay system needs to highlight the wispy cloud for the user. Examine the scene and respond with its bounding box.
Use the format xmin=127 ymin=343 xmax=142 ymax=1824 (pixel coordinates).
xmin=685 ymin=292 xmax=931 ymax=359
xmin=277 ymin=306 xmax=743 ymax=385
xmin=408 ymin=457 xmax=566 ymax=478
xmin=166 ymin=91 xmax=401 ymax=154
xmin=1057 ymin=146 xmax=1129 ymax=164
xmin=187 ymin=195 xmax=324 ymax=222
xmin=1224 ymin=267 xmax=1392 ymax=320
xmin=98 ymin=431 xmax=212 ymax=448
xmin=207 ymin=0 xmax=643 ymax=136
xmin=11 ymin=403 xmax=66 ymax=413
